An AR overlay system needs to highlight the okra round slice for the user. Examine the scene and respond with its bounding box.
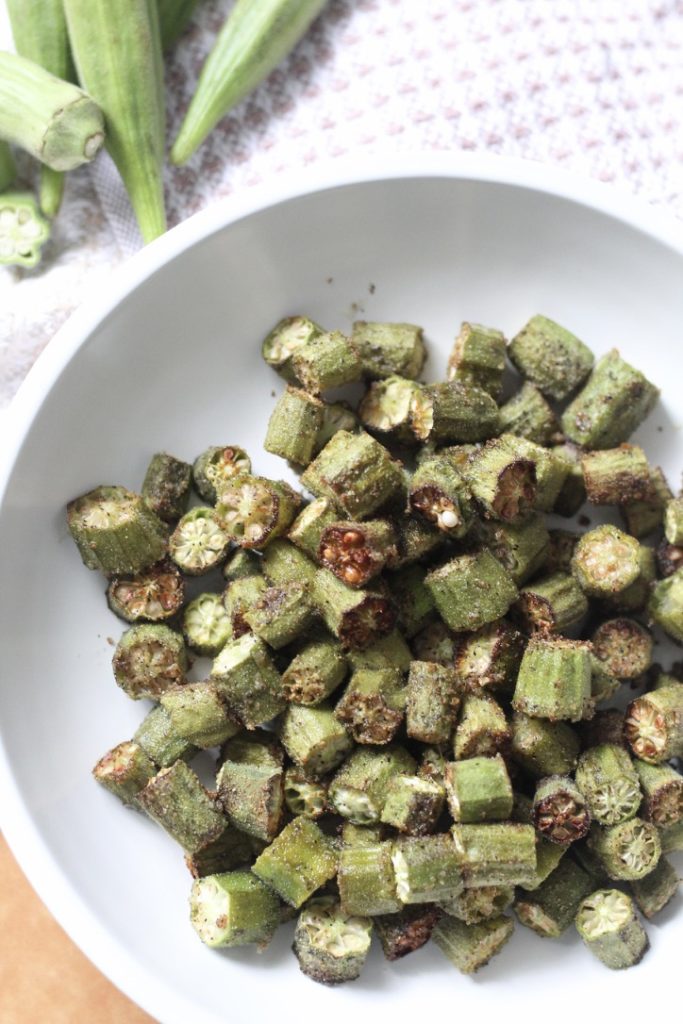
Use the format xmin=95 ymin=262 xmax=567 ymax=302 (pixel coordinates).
xmin=282 ymin=635 xmax=348 ymax=705
xmin=66 ymin=484 xmax=168 ymax=575
xmin=358 ymin=376 xmax=421 ymax=443
xmin=92 ymin=740 xmax=156 ymax=808
xmin=211 ymin=634 xmax=285 ymax=729
xmin=192 ymin=445 xmax=251 ymax=504
xmin=190 ymin=871 xmax=280 ymax=949
xmin=183 ymin=592 xmax=232 ymax=656
xmin=312 ymin=568 xmax=397 ymax=651
xmin=252 ymin=817 xmax=338 ymax=908
xmin=379 ymin=775 xmax=445 ymax=835
xmin=392 ymin=834 xmax=464 ymax=904
xmin=426 ymin=549 xmax=518 ymax=633
xmin=454 ymin=694 xmax=511 ymax=760
xmin=439 ymin=885 xmax=514 ymax=925
xmin=509 ymin=314 xmax=594 ymax=401
xmin=319 ymin=519 xmax=397 ymax=587
xmin=301 ymin=430 xmax=405 ymax=521
xmin=216 ymin=475 xmax=299 ymax=550
xmin=338 ymin=841 xmax=402 ymax=916
xmin=112 ymin=623 xmax=187 ymax=700
xmin=291 ymin=329 xmax=362 ymax=394
xmin=630 ymin=857 xmax=681 ymax=919
xmin=512 ymin=636 xmax=592 ymax=722
xmin=264 ymin=387 xmax=325 ymax=467
xmin=408 ymin=456 xmax=475 ymax=536
xmin=244 ymin=581 xmax=316 ymax=649
xmin=216 ymin=732 xmax=285 ymax=842
xmin=262 ymin=315 xmax=324 ymax=380
xmin=514 ymin=858 xmax=593 ymax=939
xmin=410 ymin=381 xmax=500 ymax=445
xmin=633 ymin=760 xmax=683 ymax=828
xmin=591 ymin=618 xmax=653 ymax=680
xmin=514 ymin=572 xmax=588 ymax=635
xmin=169 ymin=506 xmax=230 ymax=575
xmin=575 ymin=889 xmax=648 ymax=969
xmin=279 ymin=703 xmax=354 ymax=779
xmin=647 ymin=568 xmax=683 ymax=643
xmin=624 ymin=685 xmax=683 ymax=764
xmin=464 ymin=437 xmax=537 ymax=523
xmin=405 ymin=660 xmax=460 ymax=744
xmin=314 ymin=401 xmax=360 ymax=454
xmin=589 ymin=817 xmax=661 ymax=881
xmin=141 ymin=452 xmax=192 ymax=522
xmin=477 ymin=513 xmax=550 ymax=586
xmin=532 ymin=775 xmax=591 ymax=845
xmin=575 ymin=744 xmax=642 ymax=826
xmin=107 ymin=559 xmax=185 ymax=624
xmin=293 ymin=897 xmax=372 ymax=986
xmin=284 ymin=767 xmax=328 ymax=820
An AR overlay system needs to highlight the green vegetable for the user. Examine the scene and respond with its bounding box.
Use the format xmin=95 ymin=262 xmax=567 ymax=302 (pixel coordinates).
xmin=575 ymin=890 xmax=648 ymax=969
xmin=0 ymin=190 xmax=51 ymax=268
xmin=157 ymin=0 xmax=202 ymax=49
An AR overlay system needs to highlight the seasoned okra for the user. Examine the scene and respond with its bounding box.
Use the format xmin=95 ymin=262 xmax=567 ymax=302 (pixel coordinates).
xmin=514 ymin=857 xmax=593 ymax=938
xmin=243 ymin=582 xmax=316 ymax=649
xmin=374 ymin=906 xmax=441 ymax=960
xmin=575 ymin=889 xmax=649 ymax=969
xmin=338 ymin=840 xmax=401 ymax=915
xmin=358 ymin=375 xmax=421 ymax=443
xmin=112 ymin=624 xmax=187 ymax=700
xmin=283 ymin=766 xmax=328 ymax=819
xmin=659 ymin=820 xmax=683 ymax=855
xmin=514 ymin=572 xmax=588 ymax=635
xmin=411 ymin=619 xmax=457 ymax=666
xmin=315 ymin=401 xmax=360 ymax=454
xmin=279 ymin=703 xmax=353 ymax=778
xmin=380 ymin=774 xmax=445 ymax=835
xmin=454 ymin=694 xmax=511 ymax=760
xmin=512 ymin=636 xmax=592 ymax=722
xmin=405 ymin=660 xmax=460 ymax=744
xmin=426 ymin=549 xmax=518 ymax=633
xmin=216 ymin=475 xmax=299 ymax=550
xmin=498 ymin=382 xmax=559 ymax=446
xmin=648 ymin=569 xmax=683 ymax=643
xmin=334 ymin=667 xmax=405 ymax=745
xmin=216 ymin=732 xmax=284 ymax=842
xmin=183 ymin=592 xmax=232 ymax=656
xmin=608 ymin=543 xmax=656 ymax=614
xmin=410 ymin=381 xmax=500 ymax=445
xmin=464 ymin=437 xmax=537 ymax=522
xmin=92 ymin=741 xmax=156 ymax=808
xmin=139 ymin=761 xmax=227 ymax=855
xmin=445 ymin=755 xmax=513 ymax=823
xmin=67 ymin=485 xmax=168 ymax=575
xmin=591 ymin=618 xmax=653 ymax=679
xmin=439 ymin=885 xmax=515 ymax=924
xmin=387 ymin=565 xmax=435 ymax=638
xmin=476 ymin=513 xmax=550 ymax=586
xmin=561 ymin=348 xmax=659 ymax=449
xmin=631 ymin=857 xmax=680 ymax=919
xmin=408 ymin=455 xmax=475 ymax=537
xmin=509 ymin=314 xmax=594 ymax=400
xmin=290 ymin=330 xmax=362 ymax=394
xmin=328 ymin=746 xmax=416 ymax=824
xmin=392 ymin=834 xmax=464 ymax=904
xmin=433 ymin=914 xmax=514 ymax=974
xmin=192 ymin=445 xmax=251 ymax=505
xmin=656 ymin=541 xmax=683 ymax=578
xmin=352 ymin=320 xmax=426 ymax=380
xmin=622 ymin=465 xmax=673 ymax=538
xmin=578 ymin=706 xmax=626 ymax=748
xmin=260 ymin=538 xmax=317 ymax=586
xmin=581 ymin=444 xmax=652 ymax=506
xmin=589 ymin=817 xmax=661 ymax=881
xmin=624 ymin=685 xmax=683 ymax=764
xmin=169 ymin=506 xmax=230 ymax=574
xmin=546 ymin=529 xmax=580 ymax=575
xmin=262 ymin=315 xmax=324 ymax=380
xmin=532 ymin=775 xmax=591 ymax=845
xmin=133 ymin=704 xmax=197 ymax=768
xmin=455 ymin=620 xmax=524 ymax=695
xmin=160 ymin=682 xmax=241 ymax=749
xmin=319 ymin=519 xmax=397 ymax=587
xmin=301 ymin=430 xmax=404 ymax=521
xmin=575 ymin=744 xmax=641 ymax=827
xmin=282 ymin=634 xmax=347 ymax=705
xmin=288 ymin=497 xmax=340 ymax=560
xmin=106 ymin=559 xmax=185 ymax=624
xmin=509 ymin=713 xmax=580 ymax=779
xmin=551 ymin=444 xmax=587 ymax=518
xmin=293 ymin=897 xmax=372 ymax=985
xmin=222 ymin=575 xmax=267 ymax=638
xmin=312 ymin=568 xmax=396 ymax=650
xmin=211 ymin=634 xmax=285 ymax=728
xmin=141 ymin=452 xmax=192 ymax=522
xmin=451 ymin=822 xmax=537 ymax=887
xmin=346 ymin=629 xmax=412 ymax=673
xmin=222 ymin=548 xmax=262 ymax=582
xmin=252 ymin=816 xmax=337 ymax=907
xmin=184 ymin=824 xmax=254 ymax=879
xmin=190 ymin=870 xmax=280 ymax=948
xmin=447 ymin=322 xmax=506 ymax=399
xmin=264 ymin=387 xmax=325 ymax=466
xmin=386 ymin=511 xmax=443 ymax=569
xmin=512 ymin=437 xmax=571 ymax=512
xmin=633 ymin=760 xmax=683 ymax=828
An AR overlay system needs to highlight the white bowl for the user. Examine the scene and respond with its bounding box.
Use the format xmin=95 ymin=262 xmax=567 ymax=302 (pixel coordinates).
xmin=1 ymin=155 xmax=682 ymax=1024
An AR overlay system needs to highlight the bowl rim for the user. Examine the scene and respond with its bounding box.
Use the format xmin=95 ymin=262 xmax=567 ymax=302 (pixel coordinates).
xmin=2 ymin=151 xmax=683 ymax=1024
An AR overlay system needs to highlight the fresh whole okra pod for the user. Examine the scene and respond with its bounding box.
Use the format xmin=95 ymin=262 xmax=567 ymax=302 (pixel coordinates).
xmin=0 ymin=190 xmax=51 ymax=268
xmin=112 ymin=624 xmax=187 ymax=700
xmin=508 ymin=314 xmax=594 ymax=400
xmin=575 ymin=889 xmax=649 ymax=969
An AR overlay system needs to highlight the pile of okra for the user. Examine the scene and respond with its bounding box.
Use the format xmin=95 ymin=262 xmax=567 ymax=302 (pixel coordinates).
xmin=68 ymin=314 xmax=683 ymax=983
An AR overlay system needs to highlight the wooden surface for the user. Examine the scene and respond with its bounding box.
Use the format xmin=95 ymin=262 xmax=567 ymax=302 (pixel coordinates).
xmin=0 ymin=835 xmax=155 ymax=1024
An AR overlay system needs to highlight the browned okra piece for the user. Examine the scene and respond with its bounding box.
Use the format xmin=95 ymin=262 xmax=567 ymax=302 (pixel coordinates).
xmin=161 ymin=681 xmax=241 ymax=749
xmin=411 ymin=619 xmax=457 ymax=666
xmin=222 ymin=575 xmax=267 ymax=639
xmin=464 ymin=436 xmax=537 ymax=523
xmin=262 ymin=315 xmax=324 ymax=380
xmin=374 ymin=906 xmax=441 ymax=960
xmin=446 ymin=322 xmax=506 ymax=399
xmin=532 ymin=775 xmax=591 ymax=846
xmin=571 ymin=525 xmax=643 ymax=599
xmin=318 ymin=519 xmax=397 ymax=587
xmin=545 ymin=529 xmax=580 ymax=575
xmin=588 ymin=817 xmax=661 ymax=881
xmin=291 ymin=330 xmax=362 ymax=394
xmin=66 ymin=485 xmax=168 ymax=576
xmin=312 ymin=568 xmax=396 ymax=651
xmin=288 ymin=497 xmax=340 ymax=560
xmin=508 ymin=314 xmax=594 ymax=400
xmin=656 ymin=540 xmax=683 ymax=578
xmin=282 ymin=634 xmax=348 ymax=705
xmin=408 ymin=455 xmax=475 ymax=537
xmin=624 ymin=685 xmax=683 ymax=764
xmin=476 ymin=513 xmax=550 ymax=586
xmin=512 ymin=636 xmax=592 ymax=722
xmin=92 ymin=741 xmax=156 ymax=808
xmin=409 ymin=381 xmax=500 ymax=445
xmin=581 ymin=444 xmax=652 ymax=506
xmin=455 ymin=620 xmax=524 ymax=696
xmin=426 ymin=549 xmax=518 ymax=633
xmin=141 ymin=452 xmax=192 ymax=522
xmin=216 ymin=731 xmax=284 ymax=842
xmin=450 ymin=822 xmax=537 ymax=888
xmin=621 ymin=466 xmax=673 ymax=539
xmin=138 ymin=760 xmax=228 ymax=855
xmin=514 ymin=572 xmax=588 ymax=635
xmin=387 ymin=565 xmax=435 ymax=638
xmin=405 ymin=660 xmax=460 ymax=744
xmin=301 ymin=430 xmax=405 ymax=520
xmin=252 ymin=817 xmax=338 ymax=908
xmin=380 ymin=774 xmax=445 ymax=835
xmin=454 ymin=694 xmax=511 ymax=760
xmin=133 ymin=705 xmax=197 ymax=768
xmin=439 ymin=885 xmax=514 ymax=924
xmin=106 ymin=559 xmax=185 ymax=624
xmin=192 ymin=445 xmax=251 ymax=504
xmin=633 ymin=760 xmax=683 ymax=828
xmin=279 ymin=703 xmax=354 ymax=779
xmin=551 ymin=443 xmax=587 ymax=518
xmin=591 ymin=618 xmax=653 ymax=680
xmin=498 ymin=382 xmax=559 ymax=446
xmin=334 ymin=667 xmax=405 ymax=745
xmin=352 ymin=320 xmax=426 ymax=380
xmin=112 ymin=624 xmax=187 ymax=700
xmin=264 ymin=386 xmax=325 ymax=466
xmin=211 ymin=634 xmax=285 ymax=729
xmin=216 ymin=475 xmax=300 ymax=550
xmin=509 ymin=713 xmax=580 ymax=779
xmin=385 ymin=511 xmax=443 ymax=570
xmin=358 ymin=375 xmax=421 ymax=444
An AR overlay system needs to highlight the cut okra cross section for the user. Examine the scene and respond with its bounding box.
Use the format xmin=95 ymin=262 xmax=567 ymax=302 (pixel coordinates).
xmin=112 ymin=624 xmax=187 ymax=701
xmin=192 ymin=445 xmax=251 ymax=505
xmin=319 ymin=519 xmax=397 ymax=587
xmin=211 ymin=634 xmax=285 ymax=729
xmin=67 ymin=485 xmax=168 ymax=575
xmin=425 ymin=549 xmax=518 ymax=633
xmin=216 ymin=475 xmax=299 ymax=550
xmin=293 ymin=897 xmax=372 ymax=986
xmin=575 ymin=889 xmax=649 ymax=969
xmin=252 ymin=816 xmax=337 ymax=907
xmin=169 ymin=506 xmax=230 ymax=575
xmin=301 ymin=430 xmax=405 ymax=520
xmin=107 ymin=560 xmax=185 ymax=624
xmin=190 ymin=871 xmax=280 ymax=949
xmin=312 ymin=568 xmax=397 ymax=651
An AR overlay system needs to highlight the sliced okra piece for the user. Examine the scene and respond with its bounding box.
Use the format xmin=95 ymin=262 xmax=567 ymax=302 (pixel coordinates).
xmin=141 ymin=452 xmax=192 ymax=522
xmin=532 ymin=775 xmax=591 ymax=845
xmin=512 ymin=636 xmax=592 ymax=722
xmin=592 ymin=617 xmax=653 ymax=679
xmin=385 ymin=511 xmax=443 ymax=570
xmin=410 ymin=619 xmax=457 ymax=666
xmin=514 ymin=572 xmax=588 ymax=635
xmin=264 ymin=386 xmax=325 ymax=466
xmin=260 ymin=538 xmax=317 ymax=586
xmin=498 ymin=381 xmax=559 ymax=445
xmin=341 ymin=822 xmax=385 ymax=848
xmin=512 ymin=436 xmax=570 ymax=512
xmin=222 ymin=574 xmax=267 ymax=638
xmin=659 ymin=820 xmax=683 ymax=855
xmin=405 ymin=660 xmax=460 ymax=744
xmin=446 ymin=321 xmax=506 ymax=399
xmin=262 ymin=315 xmax=324 ymax=380
xmin=454 ymin=694 xmax=511 ymax=760
xmin=222 ymin=548 xmax=262 ymax=582
xmin=648 ymin=568 xmax=683 ymax=643
xmin=464 ymin=437 xmax=537 ymax=522
xmin=633 ymin=760 xmax=683 ymax=828
xmin=408 ymin=455 xmax=475 ymax=537
xmin=334 ymin=667 xmax=405 ymax=745
xmin=624 ymin=685 xmax=683 ymax=764
xmin=133 ymin=704 xmax=198 ymax=768
xmin=216 ymin=732 xmax=284 ymax=842
xmin=211 ymin=634 xmax=285 ymax=728
xmin=312 ymin=568 xmax=396 ymax=651
xmin=509 ymin=314 xmax=594 ymax=400
xmin=92 ymin=741 xmax=156 ymax=808
xmin=314 ymin=401 xmax=359 ymax=454
xmin=518 ymin=838 xmax=567 ymax=893
xmin=112 ymin=624 xmax=187 ymax=700
xmin=252 ymin=816 xmax=338 ymax=907
xmin=279 ymin=703 xmax=353 ymax=778
xmin=418 ymin=747 xmax=448 ymax=786
xmin=139 ymin=761 xmax=227 ymax=854
xmin=358 ymin=375 xmax=421 ymax=444
xmin=106 ymin=559 xmax=185 ymax=624
xmin=301 ymin=430 xmax=405 ymax=520
xmin=392 ymin=834 xmax=464 ymax=904
xmin=284 ymin=766 xmax=328 ymax=820
xmin=192 ymin=445 xmax=251 ymax=505
xmin=551 ymin=443 xmax=587 ymax=518
xmin=426 ymin=549 xmax=518 ymax=633
xmin=631 ymin=857 xmax=680 ymax=919
xmin=575 ymin=889 xmax=648 ymax=969
xmin=439 ymin=885 xmax=514 ymax=924
xmin=291 ymin=329 xmax=362 ymax=394
xmin=433 ymin=914 xmax=514 ymax=975
xmin=545 ymin=529 xmax=580 ymax=576
xmin=319 ymin=518 xmax=397 ymax=587
xmin=514 ymin=857 xmax=593 ymax=938
xmin=509 ymin=712 xmax=580 ymax=779
xmin=66 ymin=485 xmax=168 ymax=575
xmin=169 ymin=506 xmax=230 ymax=575
xmin=606 ymin=543 xmax=655 ymax=614
xmin=352 ymin=320 xmax=425 ymax=380
xmin=581 ymin=444 xmax=652 ymax=506
xmin=455 ymin=620 xmax=524 ymax=696
xmin=450 ymin=823 xmax=537 ymax=888
xmin=445 ymin=755 xmax=513 ymax=823
xmin=328 ymin=745 xmax=416 ymax=824
xmin=184 ymin=824 xmax=254 ymax=878
xmin=282 ymin=634 xmax=347 ymax=705
xmin=477 ymin=513 xmax=550 ymax=586
xmin=656 ymin=540 xmax=683 ymax=578
xmin=578 ymin=706 xmax=625 ymax=748
xmin=338 ymin=840 xmax=401 ymax=915
xmin=387 ymin=565 xmax=435 ymax=638
xmin=571 ymin=842 xmax=611 ymax=887
xmin=374 ymin=906 xmax=441 ymax=960
xmin=346 ymin=628 xmax=412 ymax=673
xmin=243 ymin=582 xmax=316 ymax=650
xmin=0 ymin=190 xmax=50 ymax=268
xmin=161 ymin=682 xmax=241 ymax=749
xmin=380 ymin=774 xmax=445 ymax=835
xmin=293 ymin=897 xmax=372 ymax=985
xmin=410 ymin=380 xmax=500 ymax=445
xmin=183 ymin=592 xmax=232 ymax=656
xmin=216 ymin=475 xmax=300 ymax=550
xmin=287 ymin=497 xmax=339 ymax=560
xmin=562 ymin=348 xmax=659 ymax=448
xmin=190 ymin=870 xmax=280 ymax=948
xmin=589 ymin=817 xmax=662 ymax=881
xmin=622 ymin=465 xmax=673 ymax=538
xmin=575 ymin=744 xmax=641 ymax=826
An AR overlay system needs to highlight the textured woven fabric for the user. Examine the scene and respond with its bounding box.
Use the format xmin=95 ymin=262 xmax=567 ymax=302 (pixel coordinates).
xmin=2 ymin=0 xmax=683 ymax=407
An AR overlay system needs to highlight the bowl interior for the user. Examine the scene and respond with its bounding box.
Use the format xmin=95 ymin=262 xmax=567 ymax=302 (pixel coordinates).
xmin=2 ymin=170 xmax=682 ymax=1024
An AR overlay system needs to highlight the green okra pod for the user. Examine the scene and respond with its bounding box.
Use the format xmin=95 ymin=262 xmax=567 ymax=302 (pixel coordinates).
xmin=141 ymin=452 xmax=192 ymax=522
xmin=106 ymin=559 xmax=185 ymax=624
xmin=288 ymin=496 xmax=339 ymax=560
xmin=581 ymin=444 xmax=652 ymax=506
xmin=185 ymin=822 xmax=254 ymax=879
xmin=158 ymin=0 xmax=202 ymax=49
xmin=533 ymin=775 xmax=591 ymax=846
xmin=648 ymin=568 xmax=683 ymax=643
xmin=211 ymin=633 xmax=285 ymax=728
xmin=282 ymin=634 xmax=347 ymax=705
xmin=445 ymin=755 xmax=513 ymax=824
xmin=439 ymin=885 xmax=514 ymax=924
xmin=408 ymin=455 xmax=475 ymax=537
xmin=622 ymin=465 xmax=673 ymax=538
xmin=293 ymin=897 xmax=372 ymax=985
xmin=352 ymin=320 xmax=426 ymax=380
xmin=374 ymin=906 xmax=441 ymax=960
xmin=64 ymin=0 xmax=166 ymax=242
xmin=509 ymin=712 xmax=580 ymax=779
xmin=575 ymin=744 xmax=641 ymax=827
xmin=243 ymin=581 xmax=316 ymax=649
xmin=92 ymin=740 xmax=156 ymax=808
xmin=358 ymin=375 xmax=421 ymax=443
xmin=283 ymin=766 xmax=328 ymax=819
xmin=252 ymin=816 xmax=337 ymax=907
xmin=410 ymin=381 xmax=500 ymax=445
xmin=302 ymin=430 xmax=404 ymax=521
xmin=633 ymin=760 xmax=683 ymax=828
xmin=455 ymin=620 xmax=524 ymax=695
xmin=260 ymin=538 xmax=316 ymax=586
xmin=575 ymin=889 xmax=649 ymax=969
xmin=450 ymin=823 xmax=537 ymax=888
xmin=624 ymin=685 xmax=683 ymax=764
xmin=279 ymin=703 xmax=353 ymax=778
xmin=291 ymin=330 xmax=362 ymax=394
xmin=133 ymin=704 xmax=198 ymax=767
xmin=190 ymin=870 xmax=280 ymax=948
xmin=589 ymin=817 xmax=661 ymax=881
xmin=169 ymin=506 xmax=230 ymax=575
xmin=476 ymin=513 xmax=550 ymax=586
xmin=410 ymin=619 xmax=457 ymax=666
xmin=392 ymin=834 xmax=464 ymax=904
xmin=182 ymin=592 xmax=232 ymax=656
xmin=514 ymin=572 xmax=588 ymax=635
xmin=222 ymin=575 xmax=267 ymax=638
xmin=379 ymin=774 xmax=445 ymax=835
xmin=192 ymin=445 xmax=251 ymax=505
xmin=432 ymin=914 xmax=514 ymax=975
xmin=112 ymin=623 xmax=187 ymax=700
xmin=346 ymin=628 xmax=412 ymax=673
xmin=498 ymin=381 xmax=559 ymax=446
xmin=446 ymin=321 xmax=506 ymax=399
xmin=405 ymin=660 xmax=460 ymax=744
xmin=264 ymin=387 xmax=325 ymax=466
xmin=139 ymin=760 xmax=227 ymax=854
xmin=515 ymin=858 xmax=593 ymax=939
xmin=160 ymin=681 xmax=240 ymax=748
xmin=334 ymin=667 xmax=405 ymax=745
xmin=216 ymin=475 xmax=300 ymax=550
xmin=67 ymin=485 xmax=168 ymax=576
xmin=425 ymin=549 xmax=518 ymax=633
xmin=386 ymin=511 xmax=443 ymax=570
xmin=312 ymin=568 xmax=396 ymax=651
xmin=509 ymin=314 xmax=594 ymax=400
xmin=591 ymin=617 xmax=653 ymax=680
xmin=314 ymin=401 xmax=359 ymax=454
xmin=386 ymin=565 xmax=435 ymax=638
xmin=319 ymin=519 xmax=397 ymax=587
xmin=262 ymin=315 xmax=324 ymax=381
xmin=222 ymin=548 xmax=262 ymax=582
xmin=454 ymin=694 xmax=511 ymax=760
xmin=338 ymin=841 xmax=402 ymax=916
xmin=216 ymin=732 xmax=284 ymax=842
xmin=630 ymin=857 xmax=680 ymax=919
xmin=551 ymin=444 xmax=587 ymax=518
xmin=328 ymin=746 xmax=416 ymax=824
xmin=464 ymin=436 xmax=537 ymax=523
xmin=512 ymin=636 xmax=592 ymax=722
